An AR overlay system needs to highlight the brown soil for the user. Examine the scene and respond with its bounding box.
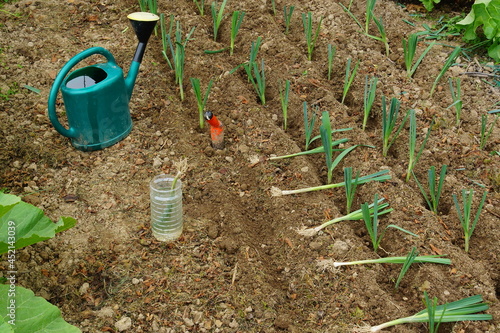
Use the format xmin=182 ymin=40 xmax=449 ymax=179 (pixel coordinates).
xmin=1 ymin=0 xmax=499 ymax=332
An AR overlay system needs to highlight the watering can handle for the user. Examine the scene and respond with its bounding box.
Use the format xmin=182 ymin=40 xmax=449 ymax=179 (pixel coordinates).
xmin=47 ymin=47 xmax=117 ymax=138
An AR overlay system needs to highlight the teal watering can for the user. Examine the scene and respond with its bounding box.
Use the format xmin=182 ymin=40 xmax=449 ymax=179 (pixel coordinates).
xmin=48 ymin=12 xmax=159 ymax=151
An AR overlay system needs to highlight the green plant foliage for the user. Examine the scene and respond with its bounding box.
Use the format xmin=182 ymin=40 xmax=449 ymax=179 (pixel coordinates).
xmin=420 ymin=0 xmax=441 ymax=11
xmin=0 ymin=285 xmax=80 ymax=332
xmin=458 ymin=0 xmax=500 ymax=62
xmin=0 ymin=192 xmax=76 ymax=254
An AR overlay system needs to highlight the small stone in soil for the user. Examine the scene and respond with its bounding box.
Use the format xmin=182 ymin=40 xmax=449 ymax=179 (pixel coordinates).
xmin=96 ymin=307 xmax=114 ymax=318
xmin=274 ymin=315 xmax=290 ymax=329
xmin=332 ymin=240 xmax=349 ymax=254
xmin=115 ymin=316 xmax=132 ymax=332
xmin=309 ymin=241 xmax=323 ymax=251
xmin=219 ymin=238 xmax=239 ymax=254
xmin=79 ymin=282 xmax=90 ymax=295
xmin=207 ymin=224 xmax=219 ymax=239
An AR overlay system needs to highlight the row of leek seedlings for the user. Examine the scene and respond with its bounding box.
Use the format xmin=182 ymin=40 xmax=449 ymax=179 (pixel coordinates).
xmin=160 ymin=14 xmax=195 ymax=101
xmin=362 ymin=194 xmax=418 ymax=252
xmin=412 ymin=165 xmax=447 ymax=214
xmin=342 ymin=58 xmax=360 ymax=104
xmin=190 ymin=78 xmax=213 ymax=129
xmin=402 ymin=32 xmax=435 ymax=78
xmin=297 ymin=196 xmax=392 ymax=237
xmin=480 ymin=113 xmax=498 ymax=149
xmin=365 ymin=294 xmax=491 ymax=332
xmin=279 ymin=80 xmax=290 ymax=131
xmin=362 ymin=75 xmax=378 ymax=130
xmin=406 ymin=109 xmax=433 ymax=182
xmin=447 ymin=77 xmax=462 ymax=127
xmin=302 ymin=12 xmax=323 ymax=61
xmin=453 ymin=189 xmax=488 ymax=253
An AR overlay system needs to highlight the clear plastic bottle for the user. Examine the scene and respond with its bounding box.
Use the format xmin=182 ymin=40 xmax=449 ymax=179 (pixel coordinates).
xmin=149 ymin=174 xmax=183 ymax=241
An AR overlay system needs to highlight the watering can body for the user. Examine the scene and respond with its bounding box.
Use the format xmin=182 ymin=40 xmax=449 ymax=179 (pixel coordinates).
xmin=48 ymin=47 xmax=139 ymax=151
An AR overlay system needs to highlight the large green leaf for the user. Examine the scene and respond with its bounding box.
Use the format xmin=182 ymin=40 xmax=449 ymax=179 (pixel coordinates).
xmin=421 ymin=0 xmax=441 ymax=11
xmin=457 ymin=0 xmax=500 ymax=61
xmin=0 ymin=193 xmax=76 ymax=254
xmin=0 ymin=285 xmax=80 ymax=332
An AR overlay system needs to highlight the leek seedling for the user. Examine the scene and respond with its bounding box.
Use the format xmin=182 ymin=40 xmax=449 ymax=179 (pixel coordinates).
xmin=161 ymin=15 xmax=196 ymax=101
xmin=270 ymin=0 xmax=276 ymax=15
xmin=448 ymin=77 xmax=462 ymax=127
xmin=160 ymin=14 xmax=174 ymax=67
xmin=270 ymin=138 xmax=350 ymax=160
xmin=303 ymin=102 xmax=317 ymax=150
xmin=425 ymin=292 xmax=445 ymax=333
xmin=339 ymin=3 xmax=388 ymax=55
xmin=480 ymin=114 xmax=498 ymax=150
xmin=381 ymin=96 xmax=409 ymax=157
xmin=395 ymin=247 xmax=418 ymax=289
xmin=402 ymin=33 xmax=435 ymax=78
xmin=279 ymin=80 xmax=290 ymax=131
xmin=406 ymin=109 xmax=432 ymax=182
xmin=139 ymin=0 xmax=157 ymax=14
xmin=273 ymin=170 xmax=390 ymax=196
xmin=320 ymin=111 xmax=360 ymax=184
xmin=297 ymin=197 xmax=393 ymax=237
xmin=430 ymin=46 xmax=460 ymax=97
xmin=301 ymin=12 xmax=323 ymax=61
xmin=333 ymin=253 xmax=451 ymax=267
xmin=236 ymin=36 xmax=262 ymax=80
xmin=190 ymin=78 xmax=213 ymax=129
xmin=362 ymin=194 xmax=418 ymax=252
xmin=341 ymin=58 xmax=360 ymax=104
xmin=230 ymin=11 xmax=245 ymax=55
xmin=364 ymin=294 xmax=492 ymax=332
xmin=362 ymin=75 xmax=378 ymax=130
xmin=211 ymin=0 xmax=227 ymax=41
xmin=283 ymin=6 xmax=295 ymax=34
xmin=138 ymin=0 xmax=158 ymax=35
xmin=327 ymin=44 xmax=336 ymax=80
xmin=343 ymin=167 xmax=360 ymax=214
xmin=453 ymin=189 xmax=488 ymax=252
xmin=412 ymin=165 xmax=447 ymax=214
xmin=193 ymin=0 xmax=205 ymax=16
xmin=365 ymin=0 xmax=376 ymax=34
xmin=339 ymin=2 xmax=363 ymax=31
xmin=244 ymin=59 xmax=266 ymax=105
xmin=367 ymin=14 xmax=389 ymax=56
